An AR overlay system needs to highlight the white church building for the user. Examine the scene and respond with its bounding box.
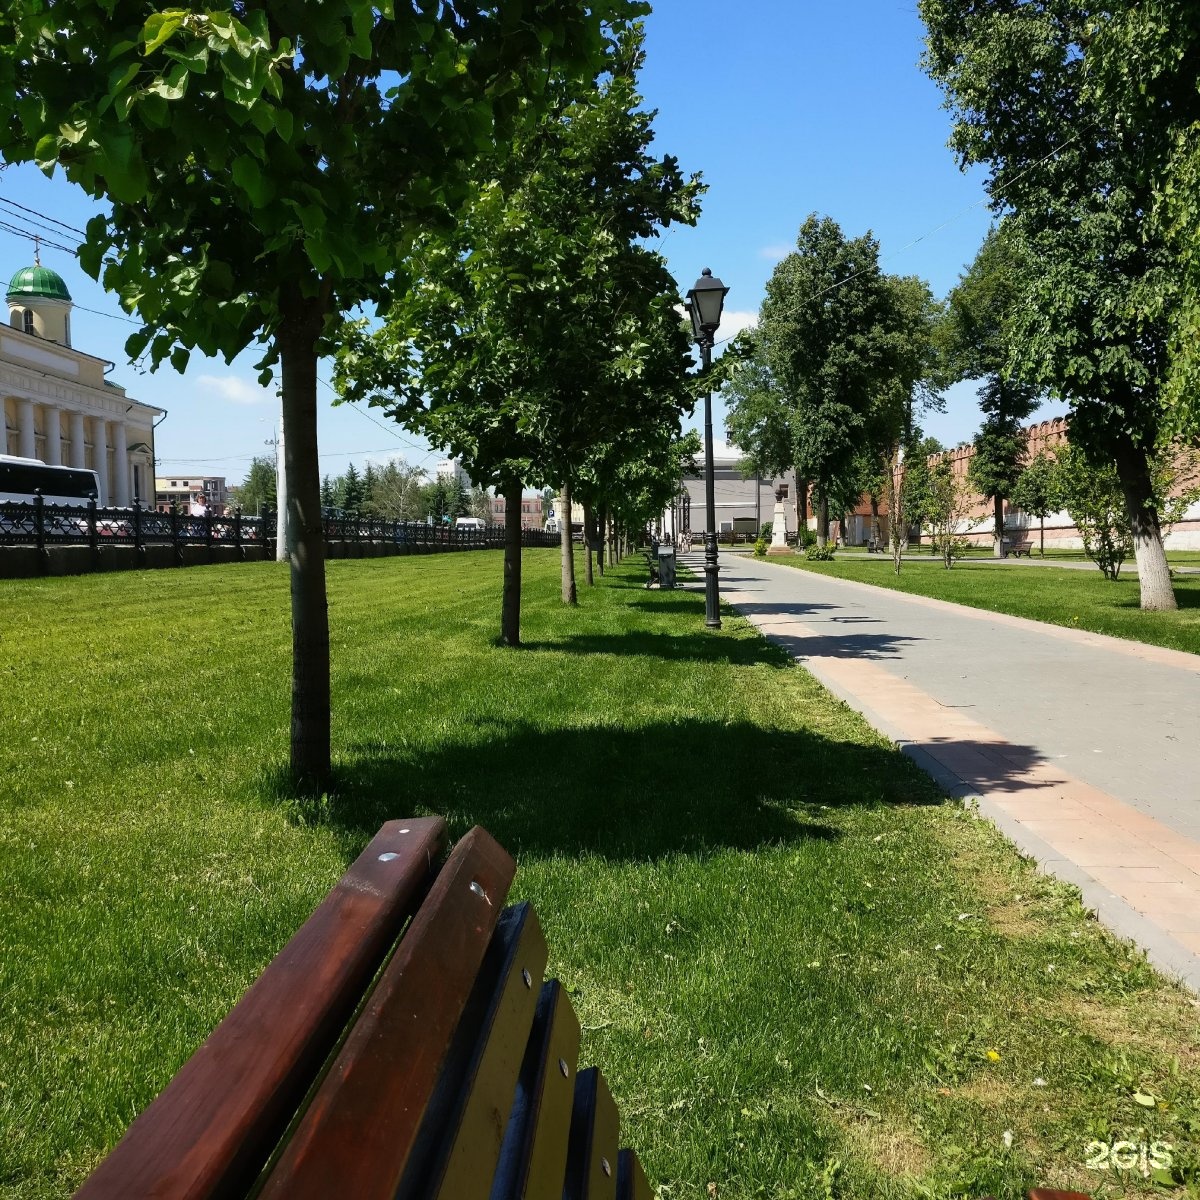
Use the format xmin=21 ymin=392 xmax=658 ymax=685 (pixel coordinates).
xmin=3 ymin=260 xmax=161 ymax=506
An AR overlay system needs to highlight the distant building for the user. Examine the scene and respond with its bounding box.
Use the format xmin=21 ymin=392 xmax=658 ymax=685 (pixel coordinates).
xmin=491 ymin=493 xmax=544 ymax=530
xmin=434 ymin=458 xmax=474 ymax=489
xmin=3 ymin=259 xmax=162 ymax=506
xmin=829 ymin=415 xmax=1200 ymax=550
xmin=665 ymin=451 xmax=798 ymax=540
xmin=154 ymin=475 xmax=229 ymax=513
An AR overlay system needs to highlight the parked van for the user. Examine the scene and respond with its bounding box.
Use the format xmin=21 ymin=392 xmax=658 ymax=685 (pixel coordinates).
xmin=454 ymin=516 xmax=486 ymax=530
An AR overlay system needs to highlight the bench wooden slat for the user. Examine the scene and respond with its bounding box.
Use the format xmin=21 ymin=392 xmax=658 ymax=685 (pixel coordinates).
xmin=73 ymin=817 xmax=448 ymax=1200
xmin=616 ymin=1149 xmax=652 ymax=1200
xmin=421 ymin=903 xmax=549 ymax=1199
xmin=563 ymin=1068 xmax=620 ymax=1200
xmin=490 ymin=979 xmax=582 ymax=1200
xmin=257 ymin=825 xmax=516 ymax=1200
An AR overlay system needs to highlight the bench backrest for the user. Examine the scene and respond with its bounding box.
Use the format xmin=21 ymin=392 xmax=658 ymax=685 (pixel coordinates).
xmin=74 ymin=819 xmax=651 ymax=1200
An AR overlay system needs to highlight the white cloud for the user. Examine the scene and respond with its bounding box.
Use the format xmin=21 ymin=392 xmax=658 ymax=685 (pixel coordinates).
xmin=715 ymin=309 xmax=757 ymax=344
xmin=197 ymin=375 xmax=273 ymax=406
xmin=759 ymin=243 xmax=792 ymax=262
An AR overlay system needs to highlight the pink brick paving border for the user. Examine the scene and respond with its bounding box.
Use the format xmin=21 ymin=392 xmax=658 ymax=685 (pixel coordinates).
xmin=724 ymin=580 xmax=1200 ymax=975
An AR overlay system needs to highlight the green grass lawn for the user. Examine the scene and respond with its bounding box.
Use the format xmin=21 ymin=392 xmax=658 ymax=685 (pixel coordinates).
xmin=2 ymin=552 xmax=1197 ymax=1199
xmin=775 ymin=554 xmax=1200 ymax=656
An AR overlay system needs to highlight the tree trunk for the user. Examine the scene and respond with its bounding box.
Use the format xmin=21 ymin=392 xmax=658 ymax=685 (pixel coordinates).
xmin=583 ymin=501 xmax=595 ymax=587
xmin=278 ymin=300 xmax=331 ymax=793
xmin=817 ymin=492 xmax=829 ymax=548
xmin=889 ymin=445 xmax=906 ymax=575
xmin=606 ymin=511 xmax=615 ymax=568
xmin=1039 ymin=514 xmax=1045 ymax=557
xmin=559 ymin=479 xmax=577 ymax=605
xmin=993 ymin=493 xmax=1005 ymax=558
xmin=797 ymin=474 xmax=809 ymax=533
xmin=870 ymin=497 xmax=880 ymax=548
xmin=596 ymin=504 xmax=607 ymax=576
xmin=501 ymin=477 xmax=523 ymax=647
xmin=1113 ymin=439 xmax=1177 ymax=611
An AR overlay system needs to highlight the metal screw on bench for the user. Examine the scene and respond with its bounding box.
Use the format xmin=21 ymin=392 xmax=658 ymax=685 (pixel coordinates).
xmin=685 ymin=267 xmax=730 ymax=630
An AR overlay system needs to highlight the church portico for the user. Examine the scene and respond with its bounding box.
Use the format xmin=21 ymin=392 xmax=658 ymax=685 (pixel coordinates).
xmin=3 ymin=260 xmax=161 ymax=506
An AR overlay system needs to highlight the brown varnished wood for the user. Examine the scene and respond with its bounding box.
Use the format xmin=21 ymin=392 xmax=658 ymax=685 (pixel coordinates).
xmin=490 ymin=980 xmax=582 ymax=1200
xmin=1027 ymin=1192 xmax=1093 ymax=1199
xmin=257 ymin=825 xmax=516 ymax=1200
xmin=616 ymin=1149 xmax=652 ymax=1200
xmin=419 ymin=903 xmax=548 ymax=1199
xmin=563 ymin=1068 xmax=620 ymax=1200
xmin=74 ymin=817 xmax=448 ymax=1200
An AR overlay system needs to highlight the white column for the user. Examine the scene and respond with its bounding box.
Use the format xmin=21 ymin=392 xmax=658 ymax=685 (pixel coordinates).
xmin=17 ymin=398 xmax=35 ymax=459
xmin=69 ymin=412 xmax=87 ymax=469
xmin=93 ymin=416 xmax=109 ymax=506
xmin=44 ymin=405 xmax=62 ymax=465
xmin=112 ymin=421 xmax=130 ymax=506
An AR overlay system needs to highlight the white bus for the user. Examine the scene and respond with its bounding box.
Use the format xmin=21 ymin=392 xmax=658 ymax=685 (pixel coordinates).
xmin=0 ymin=455 xmax=101 ymax=507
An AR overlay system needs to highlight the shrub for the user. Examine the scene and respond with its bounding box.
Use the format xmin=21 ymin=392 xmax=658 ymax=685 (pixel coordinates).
xmin=799 ymin=528 xmax=818 ymax=549
xmin=759 ymin=522 xmax=773 ymax=540
xmin=753 ymin=537 xmax=768 ymax=558
xmin=805 ymin=544 xmax=836 ymax=561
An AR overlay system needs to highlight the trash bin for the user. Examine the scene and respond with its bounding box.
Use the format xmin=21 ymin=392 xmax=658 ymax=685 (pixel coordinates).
xmin=656 ymin=544 xmax=676 ymax=589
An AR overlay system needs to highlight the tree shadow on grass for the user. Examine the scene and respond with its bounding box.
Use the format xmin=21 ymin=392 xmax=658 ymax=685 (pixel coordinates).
xmin=289 ymin=719 xmax=945 ymax=863
xmin=519 ymin=631 xmax=789 ymax=667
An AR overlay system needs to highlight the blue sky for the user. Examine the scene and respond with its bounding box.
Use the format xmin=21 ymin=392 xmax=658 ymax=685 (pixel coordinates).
xmin=0 ymin=3 xmax=1064 ymax=490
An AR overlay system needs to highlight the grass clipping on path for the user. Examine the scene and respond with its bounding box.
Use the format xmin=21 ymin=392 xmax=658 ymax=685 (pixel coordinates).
xmin=1 ymin=551 xmax=1197 ymax=1199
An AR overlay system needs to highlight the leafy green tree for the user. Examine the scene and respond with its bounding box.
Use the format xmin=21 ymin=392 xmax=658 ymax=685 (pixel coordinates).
xmin=369 ymin=461 xmax=426 ymax=522
xmin=1087 ymin=6 xmax=1200 ymax=434
xmin=898 ymin=436 xmax=946 ymax=553
xmin=445 ymin=476 xmax=468 ymax=521
xmin=1054 ymin=444 xmax=1133 ymax=580
xmin=1010 ymin=449 xmax=1062 ymax=557
xmin=874 ymin=275 xmax=944 ymax=573
xmin=468 ymin=486 xmax=493 ymax=524
xmin=336 ymin=23 xmax=699 ymax=639
xmin=922 ymin=457 xmax=973 ymax=568
xmin=338 ymin=463 xmax=364 ymax=519
xmin=758 ymin=216 xmax=898 ymax=547
xmin=940 ymin=225 xmax=1041 ymax=556
xmin=0 ymin=1 xmax=628 ymax=788
xmin=723 ymin=334 xmax=801 ymax=527
xmin=232 ymin=455 xmax=277 ymax=515
xmin=920 ymin=0 xmax=1179 ymax=611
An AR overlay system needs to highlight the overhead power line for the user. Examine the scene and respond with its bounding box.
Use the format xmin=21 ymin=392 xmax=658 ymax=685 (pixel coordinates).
xmin=0 ymin=193 xmax=88 ymax=238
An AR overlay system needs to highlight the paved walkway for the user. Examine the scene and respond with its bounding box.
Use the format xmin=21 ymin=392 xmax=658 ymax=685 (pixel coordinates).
xmin=687 ymin=550 xmax=1200 ymax=991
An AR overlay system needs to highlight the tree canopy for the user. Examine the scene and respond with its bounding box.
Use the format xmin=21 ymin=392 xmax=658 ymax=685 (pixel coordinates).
xmin=1 ymin=0 xmax=634 ymax=785
xmin=920 ymin=0 xmax=1180 ymax=610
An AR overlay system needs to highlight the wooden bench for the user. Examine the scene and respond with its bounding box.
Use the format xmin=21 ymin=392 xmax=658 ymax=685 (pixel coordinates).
xmin=1002 ymin=539 xmax=1033 ymax=557
xmin=74 ymin=818 xmax=652 ymax=1200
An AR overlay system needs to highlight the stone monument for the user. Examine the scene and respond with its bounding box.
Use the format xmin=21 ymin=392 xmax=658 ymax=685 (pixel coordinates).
xmin=767 ymin=483 xmax=792 ymax=555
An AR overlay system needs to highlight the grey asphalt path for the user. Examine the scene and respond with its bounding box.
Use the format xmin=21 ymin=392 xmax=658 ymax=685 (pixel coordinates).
xmin=685 ymin=549 xmax=1200 ymax=989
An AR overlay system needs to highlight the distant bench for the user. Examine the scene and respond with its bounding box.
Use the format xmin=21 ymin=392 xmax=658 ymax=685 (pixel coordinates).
xmin=75 ymin=818 xmax=652 ymax=1200
xmin=1002 ymin=539 xmax=1033 ymax=558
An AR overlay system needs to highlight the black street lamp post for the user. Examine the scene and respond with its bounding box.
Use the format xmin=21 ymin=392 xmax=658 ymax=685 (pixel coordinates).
xmin=686 ymin=267 xmax=729 ymax=629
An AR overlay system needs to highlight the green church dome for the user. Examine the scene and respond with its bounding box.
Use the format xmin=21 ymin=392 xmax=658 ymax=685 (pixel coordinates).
xmin=7 ymin=264 xmax=72 ymax=303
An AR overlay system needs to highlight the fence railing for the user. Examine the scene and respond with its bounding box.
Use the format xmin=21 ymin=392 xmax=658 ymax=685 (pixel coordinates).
xmin=0 ymin=496 xmax=559 ymax=554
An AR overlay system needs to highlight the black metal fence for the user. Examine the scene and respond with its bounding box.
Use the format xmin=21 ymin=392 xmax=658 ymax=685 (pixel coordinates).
xmin=0 ymin=496 xmax=558 ymax=554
